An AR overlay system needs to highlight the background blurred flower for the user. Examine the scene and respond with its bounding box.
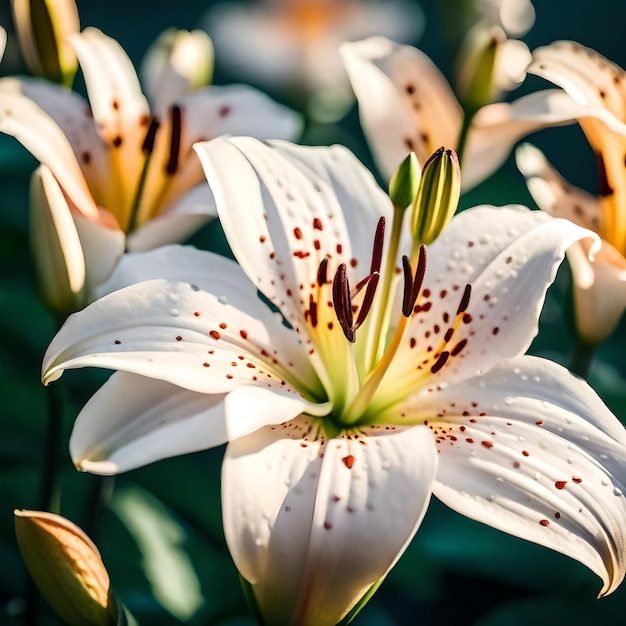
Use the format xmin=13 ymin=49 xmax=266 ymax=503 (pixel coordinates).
xmin=516 ymin=41 xmax=626 ymax=345
xmin=341 ymin=36 xmax=626 ymax=190
xmin=41 ymin=137 xmax=626 ymax=624
xmin=0 ymin=27 xmax=300 ymax=311
xmin=203 ymin=0 xmax=424 ymax=121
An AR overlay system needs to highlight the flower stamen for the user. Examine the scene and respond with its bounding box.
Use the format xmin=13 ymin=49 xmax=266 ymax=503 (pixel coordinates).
xmin=166 ymin=105 xmax=182 ymax=175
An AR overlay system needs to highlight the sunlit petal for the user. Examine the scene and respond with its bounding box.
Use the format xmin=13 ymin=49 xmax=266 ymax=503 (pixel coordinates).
xmin=464 ymin=89 xmax=626 ymax=190
xmin=341 ymin=36 xmax=462 ymax=180
xmin=222 ymin=421 xmax=437 ymax=625
xmin=381 ymin=205 xmax=597 ymax=400
xmin=70 ymin=372 xmax=319 ymax=475
xmin=0 ymin=79 xmax=99 ymax=220
xmin=396 ymin=355 xmax=626 ymax=596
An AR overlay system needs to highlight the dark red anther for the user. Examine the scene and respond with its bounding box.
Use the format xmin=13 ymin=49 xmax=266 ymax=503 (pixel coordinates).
xmin=317 ymin=257 xmax=329 ymax=287
xmin=401 ymin=255 xmax=414 ymax=317
xmin=431 ymin=350 xmax=450 ymax=374
xmin=142 ymin=116 xmax=160 ymax=154
xmin=333 ymin=263 xmax=355 ymax=342
xmin=370 ymin=217 xmax=385 ymax=274
xmin=166 ymin=105 xmax=182 ymax=175
xmin=309 ymin=294 xmax=318 ymax=328
xmin=456 ymin=283 xmax=472 ymax=315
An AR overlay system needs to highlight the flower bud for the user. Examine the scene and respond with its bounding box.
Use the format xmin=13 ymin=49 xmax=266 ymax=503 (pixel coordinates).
xmin=14 ymin=509 xmax=121 ymax=626
xmin=141 ymin=28 xmax=214 ymax=115
xmin=411 ymin=147 xmax=460 ymax=245
xmin=29 ymin=165 xmax=87 ymax=314
xmin=388 ymin=152 xmax=421 ymax=210
xmin=11 ymin=0 xmax=79 ymax=86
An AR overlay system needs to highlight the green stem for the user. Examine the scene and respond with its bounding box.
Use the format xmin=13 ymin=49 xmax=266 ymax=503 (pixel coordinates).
xmin=126 ymin=153 xmax=153 ymax=238
xmin=365 ymin=205 xmax=405 ymax=371
xmin=570 ymin=337 xmax=596 ymax=379
xmin=84 ymin=475 xmax=116 ymax=542
xmin=38 ymin=380 xmax=64 ymax=514
xmin=455 ymin=108 xmax=476 ymax=168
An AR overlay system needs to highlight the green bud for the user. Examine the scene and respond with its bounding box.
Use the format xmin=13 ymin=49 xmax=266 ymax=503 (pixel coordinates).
xmin=14 ymin=509 xmax=121 ymax=626
xmin=141 ymin=28 xmax=214 ymax=112
xmin=455 ymin=24 xmax=502 ymax=112
xmin=388 ymin=152 xmax=421 ymax=210
xmin=29 ymin=165 xmax=87 ymax=315
xmin=11 ymin=0 xmax=80 ymax=86
xmin=411 ymin=147 xmax=460 ymax=245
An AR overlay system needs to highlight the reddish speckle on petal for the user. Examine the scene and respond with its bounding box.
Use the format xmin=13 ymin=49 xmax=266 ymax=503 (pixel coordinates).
xmin=539 ymin=519 xmax=550 ymax=527
xmin=219 ymin=322 xmax=228 ymax=329
xmin=293 ymin=227 xmax=303 ymax=240
xmin=481 ymin=440 xmax=493 ymax=449
xmin=555 ymin=512 xmax=561 ymax=519
xmin=535 ymin=420 xmax=544 ymax=426
xmin=324 ymin=521 xmax=333 ymax=530
xmin=114 ymin=340 xmax=121 ymax=345
xmin=239 ymin=330 xmax=248 ymax=339
xmin=342 ymin=455 xmax=355 ymax=469
xmin=572 ymin=477 xmax=583 ymax=484
xmin=209 ymin=330 xmax=221 ymax=340
xmin=176 ymin=336 xmax=182 ymax=341
xmin=218 ymin=105 xmax=231 ymax=117
xmin=313 ymin=218 xmax=323 ymax=230
xmin=522 ymin=450 xmax=530 ymax=457
xmin=555 ymin=481 xmax=567 ymax=490
xmin=203 ymin=362 xmax=210 ymax=367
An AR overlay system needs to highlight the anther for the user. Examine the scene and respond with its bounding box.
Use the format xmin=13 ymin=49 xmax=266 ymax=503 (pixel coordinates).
xmin=309 ymin=294 xmax=318 ymax=328
xmin=333 ymin=264 xmax=355 ymax=342
xmin=456 ymin=283 xmax=472 ymax=315
xmin=317 ymin=256 xmax=329 ymax=287
xmin=142 ymin=116 xmax=160 ymax=154
xmin=371 ymin=217 xmax=385 ymax=274
xmin=166 ymin=105 xmax=182 ymax=175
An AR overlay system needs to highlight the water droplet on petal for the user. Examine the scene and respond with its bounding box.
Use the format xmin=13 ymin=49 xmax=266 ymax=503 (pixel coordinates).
xmin=614 ymin=487 xmax=622 ymax=497
xmin=533 ymin=472 xmax=541 ymax=480
xmin=168 ymin=293 xmax=179 ymax=303
xmin=504 ymin=397 xmax=514 ymax=406
xmin=170 ymin=308 xmax=179 ymax=317
xmin=218 ymin=295 xmax=228 ymax=305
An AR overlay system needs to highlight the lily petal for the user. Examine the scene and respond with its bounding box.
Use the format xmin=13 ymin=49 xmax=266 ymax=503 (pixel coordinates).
xmin=43 ymin=249 xmax=322 ymax=398
xmin=127 ymin=184 xmax=217 ymax=252
xmin=194 ymin=136 xmax=391 ymax=352
xmin=382 ymin=205 xmax=597 ymax=399
xmin=396 ymin=355 xmax=626 ymax=596
xmin=137 ymin=85 xmax=301 ymax=226
xmin=222 ymin=420 xmax=437 ymax=625
xmin=0 ymin=79 xmax=100 ymax=220
xmin=515 ymin=142 xmax=601 ymax=230
xmin=70 ymin=372 xmax=317 ymax=475
xmin=566 ymin=242 xmax=626 ymax=345
xmin=340 ymin=36 xmax=463 ymax=181
xmin=464 ymin=89 xmax=626 ymax=190
xmin=68 ymin=28 xmax=149 ymax=145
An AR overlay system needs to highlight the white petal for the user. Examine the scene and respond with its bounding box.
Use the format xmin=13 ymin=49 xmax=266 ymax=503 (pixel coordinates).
xmin=398 ymin=355 xmax=626 ymax=596
xmin=463 ymin=89 xmax=626 ymax=190
xmin=341 ymin=36 xmax=463 ymax=181
xmin=515 ymin=142 xmax=601 ymax=229
xmin=73 ymin=212 xmax=125 ymax=294
xmin=383 ymin=205 xmax=598 ymax=397
xmin=127 ymin=184 xmax=216 ymax=252
xmin=44 ymin=253 xmax=322 ymax=398
xmin=528 ymin=41 xmax=626 ymax=120
xmin=194 ymin=136 xmax=391 ymax=385
xmin=136 ymin=85 xmax=301 ymax=226
xmin=567 ymin=242 xmax=626 ymax=345
xmin=70 ymin=372 xmax=317 ymax=475
xmin=0 ymin=26 xmax=6 ymax=61
xmin=0 ymin=78 xmax=100 ymax=219
xmin=29 ymin=165 xmax=86 ymax=311
xmin=69 ymin=28 xmax=149 ymax=144
xmin=222 ymin=421 xmax=437 ymax=625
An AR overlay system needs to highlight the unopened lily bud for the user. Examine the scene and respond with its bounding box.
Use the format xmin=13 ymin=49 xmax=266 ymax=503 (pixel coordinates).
xmin=11 ymin=0 xmax=79 ymax=86
xmin=29 ymin=165 xmax=87 ymax=314
xmin=455 ymin=24 xmax=502 ymax=111
xmin=141 ymin=28 xmax=214 ymax=115
xmin=14 ymin=509 xmax=121 ymax=626
xmin=411 ymin=147 xmax=460 ymax=245
xmin=388 ymin=152 xmax=421 ymax=210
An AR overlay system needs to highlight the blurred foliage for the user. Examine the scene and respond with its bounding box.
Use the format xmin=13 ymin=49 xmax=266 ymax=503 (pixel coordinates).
xmin=1 ymin=0 xmax=626 ymax=625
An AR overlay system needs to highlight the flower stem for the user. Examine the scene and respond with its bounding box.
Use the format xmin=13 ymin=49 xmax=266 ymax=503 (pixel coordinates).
xmin=365 ymin=205 xmax=405 ymax=371
xmin=570 ymin=337 xmax=596 ymax=379
xmin=38 ymin=380 xmax=65 ymax=514
xmin=84 ymin=475 xmax=116 ymax=542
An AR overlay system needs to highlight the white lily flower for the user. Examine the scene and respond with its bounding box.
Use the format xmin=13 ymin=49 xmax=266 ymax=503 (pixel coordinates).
xmin=203 ymin=0 xmax=423 ymax=119
xmin=341 ymin=36 xmax=626 ymax=190
xmin=515 ymin=41 xmax=626 ymax=344
xmin=43 ymin=137 xmax=626 ymax=624
xmin=0 ymin=27 xmax=300 ymax=299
